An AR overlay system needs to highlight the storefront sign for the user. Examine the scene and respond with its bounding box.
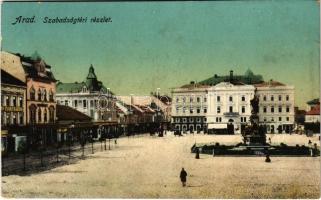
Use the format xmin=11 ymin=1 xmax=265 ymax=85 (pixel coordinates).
xmin=1 ymin=106 xmax=23 ymax=112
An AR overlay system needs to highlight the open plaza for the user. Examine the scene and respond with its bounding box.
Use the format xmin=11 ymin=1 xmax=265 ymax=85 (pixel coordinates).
xmin=2 ymin=133 xmax=320 ymax=198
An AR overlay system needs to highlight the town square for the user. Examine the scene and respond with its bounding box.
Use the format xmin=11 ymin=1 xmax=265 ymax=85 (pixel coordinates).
xmin=2 ymin=133 xmax=320 ymax=198
xmin=1 ymin=1 xmax=320 ymax=199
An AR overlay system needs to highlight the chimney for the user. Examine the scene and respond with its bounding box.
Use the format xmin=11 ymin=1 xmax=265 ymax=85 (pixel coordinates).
xmin=229 ymin=70 xmax=233 ymax=82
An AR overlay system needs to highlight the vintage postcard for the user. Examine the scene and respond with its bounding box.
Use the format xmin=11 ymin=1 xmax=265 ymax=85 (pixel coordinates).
xmin=1 ymin=0 xmax=320 ymax=199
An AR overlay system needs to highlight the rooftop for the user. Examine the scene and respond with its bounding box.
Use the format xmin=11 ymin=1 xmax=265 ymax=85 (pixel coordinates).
xmin=57 ymin=65 xmax=108 ymax=94
xmin=180 ymin=82 xmax=211 ymax=89
xmin=199 ymin=69 xmax=264 ymax=86
xmin=1 ymin=69 xmax=26 ymax=87
xmin=307 ymin=98 xmax=320 ymax=105
xmin=306 ymin=104 xmax=320 ymax=115
xmin=56 ymin=104 xmax=92 ymax=121
xmin=254 ymin=80 xmax=286 ymax=87
xmin=16 ymin=51 xmax=56 ymax=82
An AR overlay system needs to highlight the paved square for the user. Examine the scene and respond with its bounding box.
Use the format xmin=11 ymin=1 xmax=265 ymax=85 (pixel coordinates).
xmin=2 ymin=133 xmax=320 ymax=198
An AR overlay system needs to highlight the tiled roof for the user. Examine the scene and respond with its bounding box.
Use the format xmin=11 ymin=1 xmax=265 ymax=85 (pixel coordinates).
xmin=306 ymin=104 xmax=320 ymax=115
xmin=56 ymin=104 xmax=92 ymax=121
xmin=56 ymin=82 xmax=86 ymax=93
xmin=1 ymin=70 xmax=26 ymax=87
xmin=254 ymin=80 xmax=285 ymax=87
xmin=57 ymin=65 xmax=109 ymax=94
xmin=180 ymin=83 xmax=211 ymax=89
xmin=199 ymin=69 xmax=264 ymax=86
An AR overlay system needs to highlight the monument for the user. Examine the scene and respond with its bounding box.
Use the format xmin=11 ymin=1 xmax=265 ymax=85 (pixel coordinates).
xmin=242 ymin=88 xmax=267 ymax=146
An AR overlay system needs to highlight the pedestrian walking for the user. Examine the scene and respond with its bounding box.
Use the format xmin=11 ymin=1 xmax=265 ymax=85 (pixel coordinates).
xmin=265 ymin=154 xmax=271 ymax=162
xmin=195 ymin=148 xmax=200 ymax=159
xmin=180 ymin=168 xmax=187 ymax=187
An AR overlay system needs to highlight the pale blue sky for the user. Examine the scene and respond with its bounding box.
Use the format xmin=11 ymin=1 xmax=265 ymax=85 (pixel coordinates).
xmin=1 ymin=1 xmax=320 ymax=108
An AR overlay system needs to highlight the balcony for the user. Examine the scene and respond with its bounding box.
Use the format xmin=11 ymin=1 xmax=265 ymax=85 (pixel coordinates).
xmin=223 ymin=112 xmax=239 ymax=117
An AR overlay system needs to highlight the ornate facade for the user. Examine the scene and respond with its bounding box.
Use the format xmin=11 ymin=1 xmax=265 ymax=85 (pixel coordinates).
xmin=20 ymin=52 xmax=57 ymax=124
xmin=56 ymin=65 xmax=117 ymax=122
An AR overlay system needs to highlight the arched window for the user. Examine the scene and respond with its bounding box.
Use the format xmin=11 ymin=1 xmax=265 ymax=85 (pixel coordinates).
xmin=38 ymin=108 xmax=42 ymax=123
xmin=29 ymin=104 xmax=37 ymax=124
xmin=49 ymin=90 xmax=54 ymax=101
xmin=44 ymin=90 xmax=47 ymax=101
xmin=49 ymin=106 xmax=55 ymax=123
xmin=38 ymin=89 xmax=42 ymax=101
xmin=82 ymin=86 xmax=87 ymax=93
xmin=30 ymin=86 xmax=35 ymax=100
xmin=44 ymin=108 xmax=48 ymax=122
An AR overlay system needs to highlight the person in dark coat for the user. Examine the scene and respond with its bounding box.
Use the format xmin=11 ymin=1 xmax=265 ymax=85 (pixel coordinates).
xmin=180 ymin=168 xmax=188 ymax=187
xmin=195 ymin=148 xmax=200 ymax=159
xmin=265 ymin=154 xmax=271 ymax=162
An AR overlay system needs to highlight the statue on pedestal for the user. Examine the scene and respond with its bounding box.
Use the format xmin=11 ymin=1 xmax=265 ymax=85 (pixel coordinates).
xmin=242 ymin=88 xmax=267 ymax=145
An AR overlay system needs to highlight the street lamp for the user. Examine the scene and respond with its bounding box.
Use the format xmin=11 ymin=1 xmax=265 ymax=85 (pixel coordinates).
xmin=68 ymin=123 xmax=75 ymax=160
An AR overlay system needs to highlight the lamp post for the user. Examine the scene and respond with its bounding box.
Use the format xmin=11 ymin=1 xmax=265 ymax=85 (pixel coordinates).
xmin=107 ymin=128 xmax=112 ymax=150
xmin=68 ymin=123 xmax=75 ymax=160
xmin=104 ymin=128 xmax=107 ymax=150
xmin=90 ymin=130 xmax=94 ymax=154
xmin=100 ymin=126 xmax=103 ymax=151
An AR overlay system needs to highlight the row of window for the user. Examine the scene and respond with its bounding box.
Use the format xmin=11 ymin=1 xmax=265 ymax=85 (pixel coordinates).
xmin=216 ymin=106 xmax=246 ymax=113
xmin=1 ymin=112 xmax=24 ymax=126
xmin=2 ymin=95 xmax=24 ymax=107
xmin=262 ymin=106 xmax=290 ymax=113
xmin=263 ymin=116 xmax=290 ymax=122
xmin=216 ymin=95 xmax=247 ymax=102
xmin=175 ymin=117 xmax=205 ymax=123
xmin=261 ymin=94 xmax=290 ymax=102
xmin=60 ymin=99 xmax=112 ymax=109
xmin=29 ymin=106 xmax=55 ymax=124
xmin=175 ymin=94 xmax=291 ymax=104
xmin=175 ymin=116 xmax=290 ymax=124
xmin=176 ymin=96 xmax=207 ymax=103
xmin=176 ymin=107 xmax=207 ymax=114
xmin=29 ymin=87 xmax=54 ymax=102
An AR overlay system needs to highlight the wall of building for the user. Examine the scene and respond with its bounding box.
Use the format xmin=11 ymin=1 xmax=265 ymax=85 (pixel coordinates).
xmin=56 ymin=92 xmax=117 ymax=122
xmin=207 ymin=82 xmax=255 ymax=134
xmin=256 ymin=86 xmax=295 ymax=133
xmin=1 ymin=51 xmax=26 ymax=83
xmin=305 ymin=115 xmax=320 ymax=123
xmin=171 ymin=87 xmax=208 ymax=132
xmin=1 ymin=84 xmax=26 ymax=126
xmin=170 ymin=82 xmax=296 ymax=134
xmin=26 ymin=78 xmax=56 ymax=124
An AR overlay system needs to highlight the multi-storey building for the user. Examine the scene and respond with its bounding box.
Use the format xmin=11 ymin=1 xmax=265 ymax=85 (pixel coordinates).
xmin=171 ymin=70 xmax=295 ymax=134
xmin=1 ymin=51 xmax=57 ymax=151
xmin=56 ymin=64 xmax=117 ymax=122
xmin=20 ymin=52 xmax=57 ymax=124
xmin=255 ymin=80 xmax=295 ymax=133
xmin=1 ymin=70 xmax=27 ymax=127
xmin=304 ymin=98 xmax=320 ymax=133
xmin=207 ymin=82 xmax=255 ymax=134
xmin=171 ymin=82 xmax=209 ymax=132
xmin=1 ymin=70 xmax=27 ymax=153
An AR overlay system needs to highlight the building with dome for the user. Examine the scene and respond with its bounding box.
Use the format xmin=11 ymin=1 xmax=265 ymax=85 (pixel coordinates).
xmin=56 ymin=64 xmax=117 ymax=122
